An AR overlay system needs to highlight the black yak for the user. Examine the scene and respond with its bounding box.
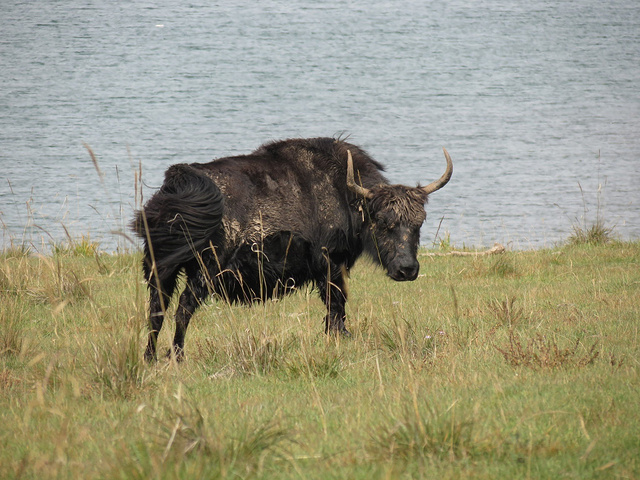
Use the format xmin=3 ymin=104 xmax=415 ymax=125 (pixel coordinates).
xmin=133 ymin=137 xmax=453 ymax=361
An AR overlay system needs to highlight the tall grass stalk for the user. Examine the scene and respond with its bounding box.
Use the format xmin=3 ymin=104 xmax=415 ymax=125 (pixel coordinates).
xmin=91 ymin=329 xmax=149 ymax=399
xmin=568 ymin=152 xmax=615 ymax=245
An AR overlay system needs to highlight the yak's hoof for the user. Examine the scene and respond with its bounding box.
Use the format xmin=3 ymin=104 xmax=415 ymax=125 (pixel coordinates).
xmin=166 ymin=346 xmax=185 ymax=362
xmin=144 ymin=349 xmax=157 ymax=363
xmin=326 ymin=326 xmax=351 ymax=337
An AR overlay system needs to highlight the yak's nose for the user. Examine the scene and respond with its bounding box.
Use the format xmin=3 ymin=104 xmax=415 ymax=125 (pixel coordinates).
xmin=389 ymin=261 xmax=420 ymax=282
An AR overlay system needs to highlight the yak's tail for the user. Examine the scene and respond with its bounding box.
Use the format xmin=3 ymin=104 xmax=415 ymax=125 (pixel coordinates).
xmin=131 ymin=164 xmax=224 ymax=284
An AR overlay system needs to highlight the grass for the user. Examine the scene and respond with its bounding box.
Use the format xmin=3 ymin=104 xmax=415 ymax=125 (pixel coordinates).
xmin=569 ymin=220 xmax=614 ymax=246
xmin=568 ymin=175 xmax=615 ymax=246
xmin=1 ymin=240 xmax=639 ymax=478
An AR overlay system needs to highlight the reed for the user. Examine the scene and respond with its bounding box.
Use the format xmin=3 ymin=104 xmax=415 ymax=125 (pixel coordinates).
xmin=568 ymin=162 xmax=615 ymax=246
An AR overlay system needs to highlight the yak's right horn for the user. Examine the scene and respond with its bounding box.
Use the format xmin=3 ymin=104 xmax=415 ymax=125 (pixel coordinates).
xmin=421 ymin=148 xmax=453 ymax=195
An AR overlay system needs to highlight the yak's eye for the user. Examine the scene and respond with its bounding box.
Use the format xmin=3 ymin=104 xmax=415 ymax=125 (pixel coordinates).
xmin=377 ymin=217 xmax=396 ymax=231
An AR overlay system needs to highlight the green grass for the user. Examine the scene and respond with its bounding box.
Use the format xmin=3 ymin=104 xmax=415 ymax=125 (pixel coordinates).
xmin=1 ymin=241 xmax=639 ymax=479
xmin=569 ymin=219 xmax=615 ymax=246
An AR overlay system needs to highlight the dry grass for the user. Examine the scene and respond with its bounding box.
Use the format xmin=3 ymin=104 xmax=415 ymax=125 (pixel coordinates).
xmin=0 ymin=241 xmax=639 ymax=478
xmin=495 ymin=330 xmax=600 ymax=369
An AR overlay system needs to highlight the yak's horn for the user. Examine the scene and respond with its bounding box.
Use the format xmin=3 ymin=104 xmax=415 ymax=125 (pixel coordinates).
xmin=421 ymin=148 xmax=453 ymax=195
xmin=346 ymin=150 xmax=372 ymax=198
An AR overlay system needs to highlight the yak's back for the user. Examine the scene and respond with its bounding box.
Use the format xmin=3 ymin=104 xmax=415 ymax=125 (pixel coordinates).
xmin=254 ymin=137 xmax=385 ymax=176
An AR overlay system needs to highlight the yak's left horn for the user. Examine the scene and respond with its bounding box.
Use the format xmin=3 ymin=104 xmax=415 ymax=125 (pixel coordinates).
xmin=346 ymin=150 xmax=372 ymax=198
xmin=421 ymin=148 xmax=453 ymax=195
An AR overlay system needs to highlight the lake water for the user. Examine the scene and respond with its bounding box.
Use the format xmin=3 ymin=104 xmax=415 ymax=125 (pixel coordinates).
xmin=2 ymin=0 xmax=639 ymax=252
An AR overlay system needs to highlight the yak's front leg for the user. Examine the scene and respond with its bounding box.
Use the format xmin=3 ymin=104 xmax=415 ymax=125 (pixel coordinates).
xmin=170 ymin=273 xmax=209 ymax=361
xmin=319 ymin=263 xmax=350 ymax=336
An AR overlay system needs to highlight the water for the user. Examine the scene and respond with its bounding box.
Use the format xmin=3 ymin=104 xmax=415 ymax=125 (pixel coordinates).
xmin=2 ymin=1 xmax=639 ymax=252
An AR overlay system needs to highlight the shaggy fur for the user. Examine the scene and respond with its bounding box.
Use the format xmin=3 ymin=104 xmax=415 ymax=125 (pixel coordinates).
xmin=132 ymin=137 xmax=451 ymax=361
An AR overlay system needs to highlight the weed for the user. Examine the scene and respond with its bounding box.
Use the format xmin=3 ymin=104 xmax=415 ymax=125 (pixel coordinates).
xmin=569 ymin=220 xmax=614 ymax=246
xmin=212 ymin=329 xmax=295 ymax=376
xmin=368 ymin=400 xmax=475 ymax=462
xmin=488 ymin=295 xmax=525 ymax=327
xmin=93 ymin=252 xmax=111 ymax=275
xmin=0 ymin=256 xmax=33 ymax=298
xmin=0 ymin=267 xmax=14 ymax=296
xmin=148 ymin=392 xmax=291 ymax=475
xmin=195 ymin=338 xmax=225 ymax=366
xmin=568 ymin=165 xmax=614 ymax=245
xmin=495 ymin=330 xmax=599 ymax=369
xmin=0 ymin=243 xmax=31 ymax=259
xmin=608 ymin=352 xmax=625 ymax=371
xmin=0 ymin=301 xmax=26 ymax=358
xmin=375 ymin=318 xmax=447 ymax=369
xmin=52 ymin=234 xmax=101 ymax=257
xmin=47 ymin=259 xmax=93 ymax=305
xmin=17 ymin=255 xmax=95 ymax=307
xmin=489 ymin=255 xmax=519 ymax=277
xmin=284 ymin=347 xmax=343 ymax=379
xmin=200 ymin=332 xmax=343 ymax=379
xmin=91 ymin=329 xmax=150 ymax=398
xmin=0 ymin=368 xmax=20 ymax=391
xmin=436 ymin=230 xmax=452 ymax=251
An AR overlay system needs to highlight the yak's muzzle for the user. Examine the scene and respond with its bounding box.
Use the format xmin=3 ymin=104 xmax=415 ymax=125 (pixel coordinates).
xmin=388 ymin=259 xmax=420 ymax=282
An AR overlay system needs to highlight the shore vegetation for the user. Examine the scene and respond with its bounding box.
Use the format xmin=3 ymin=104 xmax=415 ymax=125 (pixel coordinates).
xmin=1 ymin=238 xmax=638 ymax=478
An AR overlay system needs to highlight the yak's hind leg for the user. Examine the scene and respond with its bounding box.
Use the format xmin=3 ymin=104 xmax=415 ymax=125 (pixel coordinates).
xmin=144 ymin=268 xmax=179 ymax=362
xmin=134 ymin=163 xmax=224 ymax=362
xmin=170 ymin=267 xmax=210 ymax=361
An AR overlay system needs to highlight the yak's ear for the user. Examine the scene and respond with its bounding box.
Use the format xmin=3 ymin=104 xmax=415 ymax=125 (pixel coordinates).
xmin=346 ymin=150 xmax=373 ymax=199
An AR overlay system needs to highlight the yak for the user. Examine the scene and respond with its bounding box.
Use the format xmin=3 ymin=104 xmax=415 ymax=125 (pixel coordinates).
xmin=133 ymin=137 xmax=453 ymax=361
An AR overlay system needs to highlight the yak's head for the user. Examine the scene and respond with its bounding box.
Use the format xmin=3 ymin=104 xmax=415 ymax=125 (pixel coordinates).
xmin=347 ymin=149 xmax=453 ymax=282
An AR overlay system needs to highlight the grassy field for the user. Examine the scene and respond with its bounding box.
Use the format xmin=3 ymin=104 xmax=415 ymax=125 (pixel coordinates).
xmin=1 ymin=239 xmax=638 ymax=479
